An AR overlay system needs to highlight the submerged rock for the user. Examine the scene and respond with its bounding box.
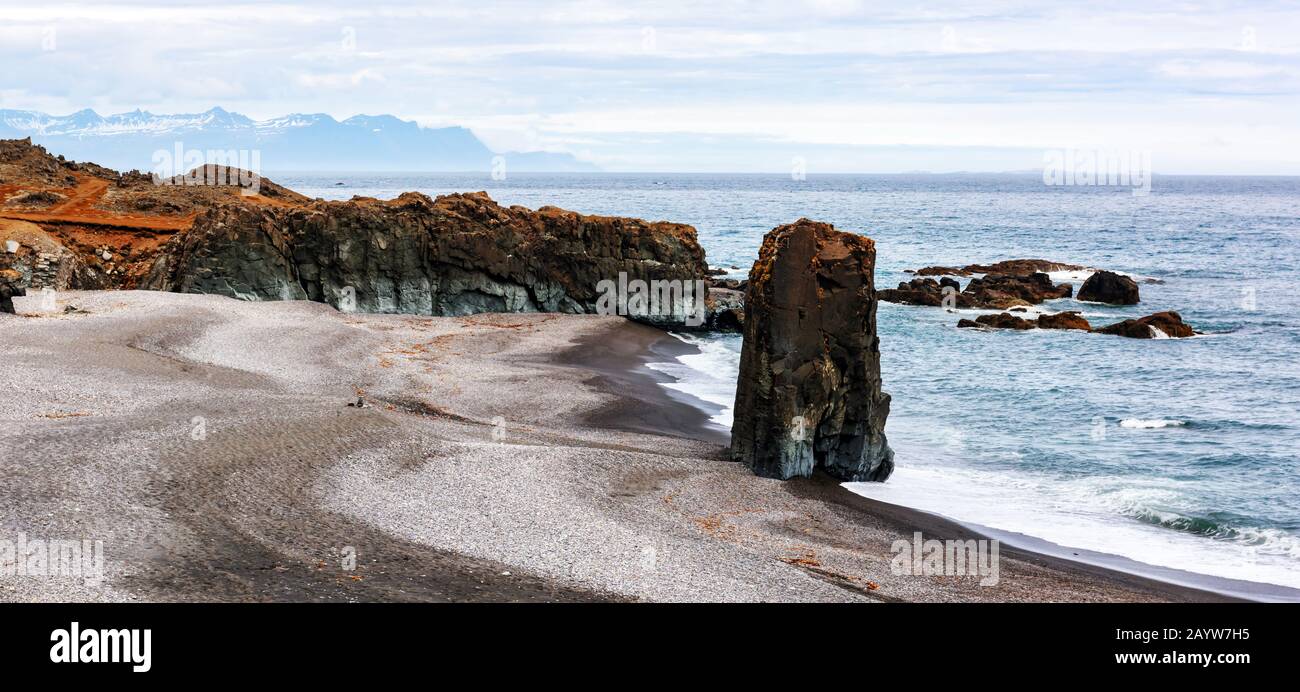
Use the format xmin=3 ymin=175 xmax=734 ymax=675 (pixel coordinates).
xmin=1077 ymin=270 xmax=1140 ymax=305
xmin=730 ymin=219 xmax=893 ymax=482
xmin=911 ymin=258 xmax=1087 ymax=277
xmin=956 ymin=312 xmax=1035 ymax=330
xmin=1094 ymin=311 xmax=1196 ymax=338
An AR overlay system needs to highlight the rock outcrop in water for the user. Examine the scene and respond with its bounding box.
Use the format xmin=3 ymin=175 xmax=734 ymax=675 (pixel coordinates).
xmin=879 ymin=271 xmax=1072 ymax=310
xmin=730 ymin=219 xmax=893 ymax=482
xmin=877 ymin=277 xmax=972 ymax=308
xmin=144 ymin=191 xmax=713 ymax=326
xmin=1094 ymin=311 xmax=1196 ymax=338
xmin=959 ymin=310 xmax=1092 ymax=332
xmin=959 ymin=309 xmax=1195 ymax=338
xmin=1036 ymin=311 xmax=1092 ymax=331
xmin=957 ymin=312 xmax=1035 ymax=330
xmin=910 ymin=258 xmax=1087 ymax=277
xmin=961 ymin=272 xmax=1073 ymax=308
xmin=1077 ymin=270 xmax=1140 ymax=305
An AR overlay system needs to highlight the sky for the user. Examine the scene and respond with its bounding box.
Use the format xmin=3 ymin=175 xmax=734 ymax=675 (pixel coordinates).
xmin=1 ymin=0 xmax=1299 ymax=173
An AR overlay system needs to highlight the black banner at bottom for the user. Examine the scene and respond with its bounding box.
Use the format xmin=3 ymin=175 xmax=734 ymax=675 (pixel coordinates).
xmin=0 ymin=602 xmax=1286 ymax=680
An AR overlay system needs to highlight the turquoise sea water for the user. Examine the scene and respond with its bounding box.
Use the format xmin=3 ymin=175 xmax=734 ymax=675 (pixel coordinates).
xmin=276 ymin=171 xmax=1300 ymax=592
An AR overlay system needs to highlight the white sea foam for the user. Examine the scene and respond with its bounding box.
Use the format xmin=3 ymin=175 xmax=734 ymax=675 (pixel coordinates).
xmin=645 ymin=333 xmax=742 ymax=428
xmin=845 ymin=463 xmax=1300 ymax=591
xmin=1120 ymin=418 xmax=1186 ymax=428
xmin=1047 ymin=268 xmax=1160 ymax=286
xmin=1047 ymin=269 xmax=1096 ymax=284
xmin=996 ymin=304 xmax=1055 ymax=318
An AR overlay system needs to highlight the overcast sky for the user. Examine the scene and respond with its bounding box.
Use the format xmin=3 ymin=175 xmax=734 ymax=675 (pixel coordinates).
xmin=1 ymin=0 xmax=1299 ymax=173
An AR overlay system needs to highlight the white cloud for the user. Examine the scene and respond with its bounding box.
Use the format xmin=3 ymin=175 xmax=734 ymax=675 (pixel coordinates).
xmin=1 ymin=0 xmax=1299 ymax=172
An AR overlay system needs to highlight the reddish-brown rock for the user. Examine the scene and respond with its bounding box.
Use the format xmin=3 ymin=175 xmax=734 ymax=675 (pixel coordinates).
xmin=961 ymin=272 xmax=1072 ymax=309
xmin=878 ymin=277 xmax=973 ymax=308
xmin=1037 ymin=311 xmax=1092 ymax=330
xmin=731 ymin=219 xmax=893 ymax=482
xmin=912 ymin=258 xmax=1087 ymax=277
xmin=881 ymin=271 xmax=1072 ymax=310
xmin=956 ymin=312 xmax=1036 ymax=330
xmin=1077 ymin=270 xmax=1140 ymax=305
xmin=1094 ymin=311 xmax=1196 ymax=338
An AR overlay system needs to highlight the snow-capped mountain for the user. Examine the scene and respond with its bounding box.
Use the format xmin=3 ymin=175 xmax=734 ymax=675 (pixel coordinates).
xmin=0 ymin=107 xmax=597 ymax=172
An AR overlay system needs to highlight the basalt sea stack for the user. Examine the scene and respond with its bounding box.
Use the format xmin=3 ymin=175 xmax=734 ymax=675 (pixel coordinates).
xmin=730 ymin=220 xmax=894 ymax=482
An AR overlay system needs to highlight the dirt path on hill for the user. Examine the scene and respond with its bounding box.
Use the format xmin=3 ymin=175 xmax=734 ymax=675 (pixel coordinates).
xmin=1 ymin=174 xmax=195 ymax=232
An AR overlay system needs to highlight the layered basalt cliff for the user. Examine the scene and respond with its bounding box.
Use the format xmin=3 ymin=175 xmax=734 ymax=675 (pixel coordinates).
xmin=144 ymin=191 xmax=712 ymax=324
xmin=3 ymin=138 xmax=717 ymax=327
xmin=730 ymin=219 xmax=893 ymax=482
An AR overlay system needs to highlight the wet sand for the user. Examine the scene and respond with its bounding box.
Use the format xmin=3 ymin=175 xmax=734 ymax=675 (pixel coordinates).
xmin=0 ymin=291 xmax=1237 ymax=602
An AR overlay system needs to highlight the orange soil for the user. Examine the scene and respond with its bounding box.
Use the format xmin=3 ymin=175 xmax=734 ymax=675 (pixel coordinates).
xmin=0 ymin=175 xmax=195 ymax=232
xmin=1 ymin=172 xmax=307 ymax=288
xmin=0 ymin=171 xmax=300 ymax=233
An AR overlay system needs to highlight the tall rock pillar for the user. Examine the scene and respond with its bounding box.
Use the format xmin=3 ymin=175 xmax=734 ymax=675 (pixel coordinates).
xmin=730 ymin=220 xmax=894 ymax=482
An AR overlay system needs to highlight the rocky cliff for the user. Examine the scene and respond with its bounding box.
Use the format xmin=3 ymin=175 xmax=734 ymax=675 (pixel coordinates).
xmin=144 ymin=191 xmax=712 ymax=325
xmin=730 ymin=219 xmax=893 ymax=482
xmin=1 ymin=137 xmax=739 ymax=332
xmin=2 ymin=138 xmax=724 ymax=328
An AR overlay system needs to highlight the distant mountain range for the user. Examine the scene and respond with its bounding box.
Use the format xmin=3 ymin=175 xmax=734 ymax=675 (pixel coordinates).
xmin=0 ymin=107 xmax=598 ymax=173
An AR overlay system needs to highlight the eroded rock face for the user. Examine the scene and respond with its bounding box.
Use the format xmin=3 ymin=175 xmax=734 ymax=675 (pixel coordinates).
xmin=0 ymin=268 xmax=24 ymax=314
xmin=145 ymin=192 xmax=710 ymax=324
xmin=0 ymin=220 xmax=105 ymax=291
xmin=704 ymin=288 xmax=745 ymax=331
xmin=1077 ymin=270 xmax=1140 ymax=305
xmin=1 ymin=139 xmax=730 ymax=328
xmin=730 ymin=219 xmax=893 ymax=482
xmin=1094 ymin=311 xmax=1196 ymax=338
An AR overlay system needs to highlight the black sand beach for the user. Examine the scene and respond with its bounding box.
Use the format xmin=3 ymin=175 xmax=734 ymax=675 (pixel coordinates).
xmin=0 ymin=290 xmax=1271 ymax=602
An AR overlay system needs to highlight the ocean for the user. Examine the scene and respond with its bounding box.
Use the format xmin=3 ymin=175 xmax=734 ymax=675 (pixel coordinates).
xmin=275 ymin=171 xmax=1300 ymax=593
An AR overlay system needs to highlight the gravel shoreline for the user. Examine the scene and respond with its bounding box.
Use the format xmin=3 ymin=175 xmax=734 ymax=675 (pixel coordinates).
xmin=1 ymin=291 xmax=1236 ymax=602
